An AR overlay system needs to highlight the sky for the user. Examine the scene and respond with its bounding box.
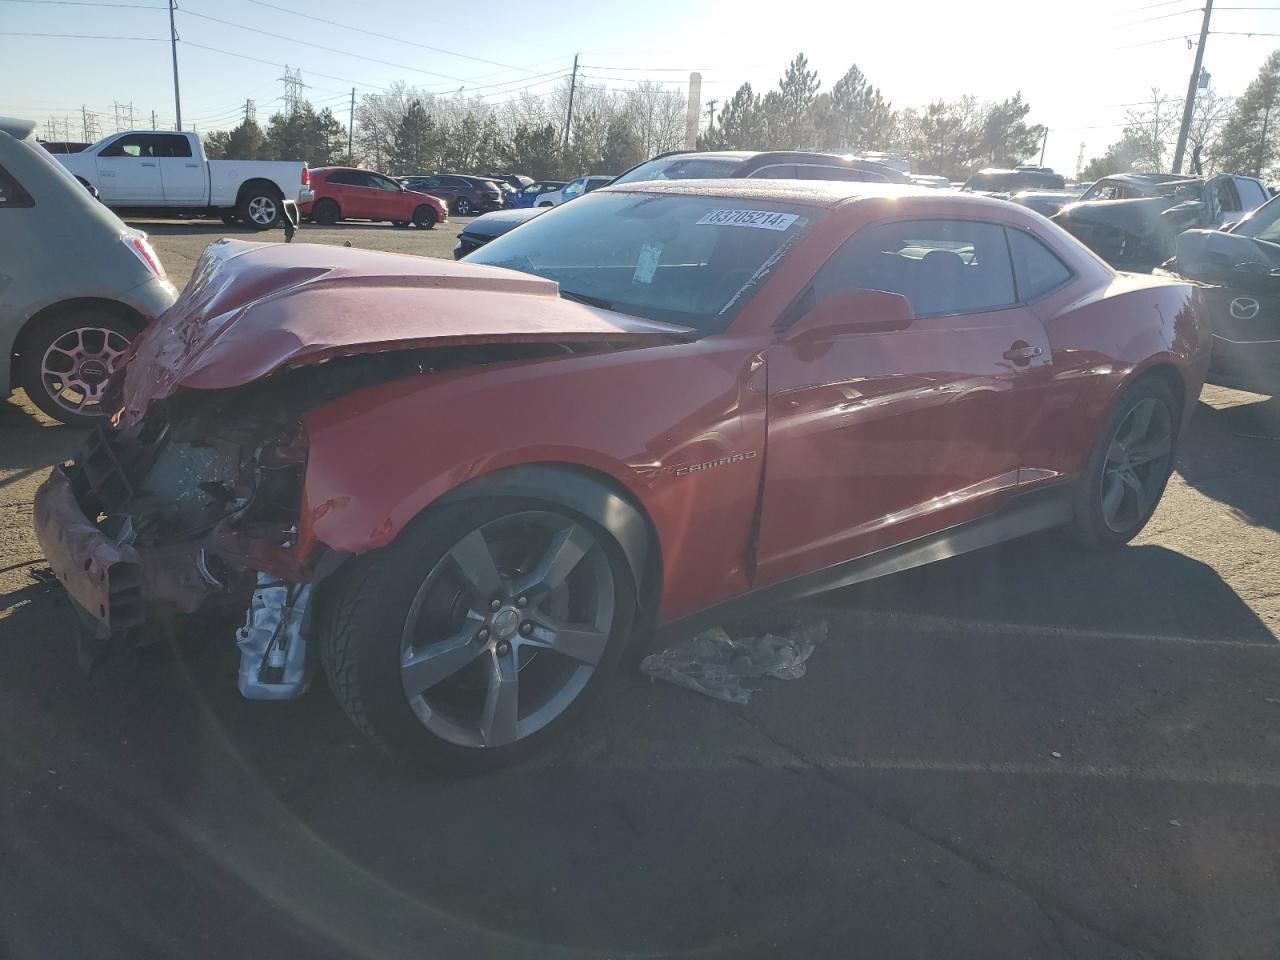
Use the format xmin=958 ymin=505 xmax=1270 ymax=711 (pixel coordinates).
xmin=4 ymin=0 xmax=1280 ymax=175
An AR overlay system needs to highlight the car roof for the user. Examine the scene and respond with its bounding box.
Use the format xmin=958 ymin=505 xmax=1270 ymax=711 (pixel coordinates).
xmin=0 ymin=116 xmax=38 ymax=140
xmin=603 ymin=178 xmax=937 ymax=207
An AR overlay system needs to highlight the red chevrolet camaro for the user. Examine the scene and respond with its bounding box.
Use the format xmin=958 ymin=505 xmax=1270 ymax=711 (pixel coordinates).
xmin=34 ymin=180 xmax=1210 ymax=769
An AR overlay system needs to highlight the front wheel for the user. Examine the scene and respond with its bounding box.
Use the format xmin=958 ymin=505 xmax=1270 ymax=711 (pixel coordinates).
xmin=411 ymin=204 xmax=437 ymax=229
xmin=454 ymin=196 xmax=474 ymax=216
xmin=238 ymin=186 xmax=282 ymax=229
xmin=318 ymin=498 xmax=636 ymax=771
xmin=1069 ymin=377 xmax=1179 ymax=546
xmin=17 ymin=308 xmax=139 ymax=426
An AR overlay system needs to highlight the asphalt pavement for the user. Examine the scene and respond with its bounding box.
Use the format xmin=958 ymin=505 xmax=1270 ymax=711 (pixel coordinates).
xmin=2 ymin=220 xmax=1279 ymax=960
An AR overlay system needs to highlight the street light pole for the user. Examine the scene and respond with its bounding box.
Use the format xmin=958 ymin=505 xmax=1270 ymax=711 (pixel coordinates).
xmin=1172 ymin=0 xmax=1213 ymax=174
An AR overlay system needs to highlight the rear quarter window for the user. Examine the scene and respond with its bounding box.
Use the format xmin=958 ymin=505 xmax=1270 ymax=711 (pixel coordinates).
xmin=1006 ymin=228 xmax=1073 ymax=300
xmin=0 ymin=166 xmax=34 ymax=208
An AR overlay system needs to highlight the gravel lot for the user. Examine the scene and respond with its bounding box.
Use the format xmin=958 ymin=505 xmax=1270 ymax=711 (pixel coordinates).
xmin=2 ymin=219 xmax=1279 ymax=959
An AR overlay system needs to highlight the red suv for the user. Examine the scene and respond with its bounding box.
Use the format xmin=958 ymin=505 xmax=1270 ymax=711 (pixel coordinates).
xmin=302 ymin=167 xmax=447 ymax=228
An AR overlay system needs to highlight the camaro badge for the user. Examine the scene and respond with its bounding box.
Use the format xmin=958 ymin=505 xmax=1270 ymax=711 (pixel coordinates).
xmin=673 ymin=451 xmax=759 ymax=476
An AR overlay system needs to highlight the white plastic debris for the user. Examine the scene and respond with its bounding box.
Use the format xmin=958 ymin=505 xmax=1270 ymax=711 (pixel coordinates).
xmin=640 ymin=619 xmax=826 ymax=703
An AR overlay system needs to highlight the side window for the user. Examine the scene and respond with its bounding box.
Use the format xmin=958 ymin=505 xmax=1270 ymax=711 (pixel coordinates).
xmin=1006 ymin=228 xmax=1072 ymax=301
xmin=444 ymin=177 xmax=467 ymax=188
xmin=1235 ymin=178 xmax=1267 ymax=211
xmin=813 ymin=219 xmax=1016 ymax=318
xmin=99 ymin=134 xmax=150 ymax=158
xmin=563 ymin=178 xmax=585 ymax=197
xmin=154 ymin=134 xmax=192 ymax=158
xmin=0 ymin=165 xmax=34 ymax=208
xmin=748 ymin=164 xmax=797 ymax=179
xmin=796 ymin=165 xmax=870 ymax=182
xmin=1215 ymin=178 xmax=1242 ymax=213
xmin=325 ymin=171 xmax=353 ymax=185
xmin=372 ymin=174 xmax=401 ymax=191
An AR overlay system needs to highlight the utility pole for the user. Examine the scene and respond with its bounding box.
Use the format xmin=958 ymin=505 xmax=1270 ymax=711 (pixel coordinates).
xmin=1172 ymin=0 xmax=1213 ymax=173
xmin=151 ymin=109 xmax=156 ymax=129
xmin=563 ymin=54 xmax=578 ymax=153
xmin=168 ymin=0 xmax=182 ymax=129
xmin=1038 ymin=128 xmax=1048 ymax=167
xmin=705 ymin=99 xmax=718 ymax=127
xmin=348 ymin=87 xmax=355 ymax=162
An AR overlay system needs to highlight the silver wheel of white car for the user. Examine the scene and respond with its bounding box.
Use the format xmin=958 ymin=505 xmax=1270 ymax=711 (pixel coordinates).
xmin=238 ymin=185 xmax=282 ymax=230
xmin=19 ymin=310 xmax=139 ymax=426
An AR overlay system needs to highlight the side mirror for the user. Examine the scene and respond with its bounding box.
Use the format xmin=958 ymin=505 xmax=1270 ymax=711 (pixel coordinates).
xmin=783 ymin=288 xmax=915 ymax=342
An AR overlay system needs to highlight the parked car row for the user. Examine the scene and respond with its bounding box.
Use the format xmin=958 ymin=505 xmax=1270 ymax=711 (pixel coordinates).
xmin=453 ymin=149 xmax=914 ymax=257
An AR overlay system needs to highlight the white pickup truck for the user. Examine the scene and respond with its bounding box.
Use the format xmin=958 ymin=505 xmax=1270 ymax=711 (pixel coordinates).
xmin=57 ymin=130 xmax=313 ymax=229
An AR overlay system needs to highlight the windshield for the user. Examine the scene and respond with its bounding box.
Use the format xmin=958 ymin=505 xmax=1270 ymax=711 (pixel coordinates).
xmin=1231 ymin=194 xmax=1280 ymax=241
xmin=466 ymin=191 xmax=817 ymax=332
xmin=612 ymin=155 xmax=743 ymax=185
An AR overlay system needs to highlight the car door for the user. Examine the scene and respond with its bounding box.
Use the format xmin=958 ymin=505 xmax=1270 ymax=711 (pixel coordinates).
xmin=366 ymin=171 xmax=406 ymax=219
xmin=94 ymin=133 xmax=163 ymax=203
xmin=154 ymin=134 xmax=205 ymax=203
xmin=754 ymin=217 xmax=1054 ymax=585
xmin=345 ymin=172 xmax=388 ymax=219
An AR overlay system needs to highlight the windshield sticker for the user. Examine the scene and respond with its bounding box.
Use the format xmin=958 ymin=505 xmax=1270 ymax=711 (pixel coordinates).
xmin=696 ymin=209 xmax=799 ymax=231
xmin=633 ymin=241 xmax=662 ymax=285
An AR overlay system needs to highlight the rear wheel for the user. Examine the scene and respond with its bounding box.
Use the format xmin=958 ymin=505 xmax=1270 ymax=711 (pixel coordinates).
xmin=1070 ymin=377 xmax=1179 ymax=546
xmin=237 ymin=184 xmax=283 ymax=230
xmin=312 ymin=198 xmax=341 ymax=226
xmin=412 ymin=204 xmax=437 ymax=229
xmin=18 ymin=308 xmax=140 ymax=426
xmin=319 ymin=498 xmax=636 ymax=771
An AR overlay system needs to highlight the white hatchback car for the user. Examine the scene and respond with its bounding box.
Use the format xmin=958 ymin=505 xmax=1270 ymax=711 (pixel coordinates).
xmin=535 ymin=174 xmax=614 ymax=207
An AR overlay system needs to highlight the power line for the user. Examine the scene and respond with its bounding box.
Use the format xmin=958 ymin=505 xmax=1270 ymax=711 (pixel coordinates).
xmin=178 ymin=9 xmax=478 ymax=84
xmin=0 ymin=30 xmax=165 ymax=39
xmin=1123 ymin=5 xmax=1202 ymax=24
xmin=236 ymin=0 xmax=562 ymax=76
xmin=0 ymin=0 xmax=165 ymax=6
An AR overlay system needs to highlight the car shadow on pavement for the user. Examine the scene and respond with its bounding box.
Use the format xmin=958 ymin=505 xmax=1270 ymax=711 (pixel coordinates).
xmin=0 ymin=396 xmax=83 ymax=474
xmin=816 ymin=537 xmax=1276 ymax=645
xmin=1177 ymin=395 xmax=1280 ymax=534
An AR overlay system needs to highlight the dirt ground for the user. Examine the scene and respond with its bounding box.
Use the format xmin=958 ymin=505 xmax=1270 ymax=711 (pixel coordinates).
xmin=2 ymin=218 xmax=1280 ymax=959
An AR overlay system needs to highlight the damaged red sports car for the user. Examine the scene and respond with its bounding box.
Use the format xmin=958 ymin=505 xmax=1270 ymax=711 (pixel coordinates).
xmin=34 ymin=180 xmax=1211 ymax=769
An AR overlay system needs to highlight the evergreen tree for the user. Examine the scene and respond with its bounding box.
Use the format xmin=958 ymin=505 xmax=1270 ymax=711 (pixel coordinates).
xmin=388 ymin=100 xmax=442 ymax=175
xmin=1214 ymin=51 xmax=1280 ymax=177
xmin=225 ymin=118 xmax=265 ymax=160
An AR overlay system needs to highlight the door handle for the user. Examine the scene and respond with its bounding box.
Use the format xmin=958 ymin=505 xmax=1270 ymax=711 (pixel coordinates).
xmin=1003 ymin=341 xmax=1043 ymax=365
xmin=185 ymin=163 xmax=199 ymax=168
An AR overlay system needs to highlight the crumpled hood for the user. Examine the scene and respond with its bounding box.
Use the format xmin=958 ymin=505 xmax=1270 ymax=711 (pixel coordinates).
xmin=1054 ymin=196 xmax=1188 ymax=238
xmin=115 ymin=239 xmax=691 ymax=418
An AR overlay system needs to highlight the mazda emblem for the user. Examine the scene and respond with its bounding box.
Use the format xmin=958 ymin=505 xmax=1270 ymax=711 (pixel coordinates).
xmin=1229 ymin=296 xmax=1261 ymax=320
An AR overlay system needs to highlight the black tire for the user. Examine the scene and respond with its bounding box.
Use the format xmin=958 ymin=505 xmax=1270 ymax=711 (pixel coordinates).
xmin=312 ymin=198 xmax=340 ymax=226
xmin=220 ymin=211 xmax=240 ymax=226
xmin=537 ymin=201 xmax=554 ymax=207
xmin=237 ymin=183 xmax=283 ymax=230
xmin=1069 ymin=376 xmax=1179 ymax=547
xmin=411 ymin=205 xmax=437 ymax=229
xmin=17 ymin=307 xmax=141 ymax=427
xmin=454 ymin=196 xmax=474 ymax=216
xmin=317 ymin=496 xmax=637 ymax=772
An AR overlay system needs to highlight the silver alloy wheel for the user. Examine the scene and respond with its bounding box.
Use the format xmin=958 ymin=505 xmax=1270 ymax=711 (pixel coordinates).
xmin=39 ymin=326 xmax=130 ymax=416
xmin=1100 ymin=396 xmax=1174 ymax=533
xmin=246 ymin=194 xmax=278 ymax=226
xmin=399 ymin=511 xmax=615 ymax=748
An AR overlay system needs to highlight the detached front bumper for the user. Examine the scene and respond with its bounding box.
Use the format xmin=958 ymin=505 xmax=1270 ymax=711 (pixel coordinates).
xmin=33 ymin=466 xmax=216 ymax=633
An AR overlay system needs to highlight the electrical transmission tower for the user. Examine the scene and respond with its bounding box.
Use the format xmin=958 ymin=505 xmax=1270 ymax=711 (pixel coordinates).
xmin=112 ymin=101 xmax=135 ymax=133
xmin=244 ymin=98 xmax=256 ymax=124
xmin=278 ymin=67 xmax=308 ymax=116
xmin=81 ymin=107 xmax=99 ymax=142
